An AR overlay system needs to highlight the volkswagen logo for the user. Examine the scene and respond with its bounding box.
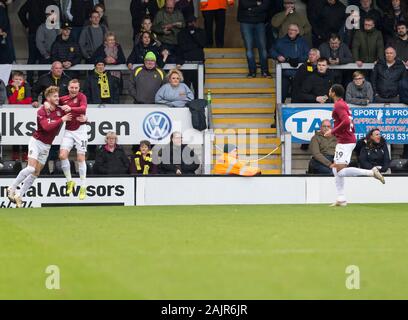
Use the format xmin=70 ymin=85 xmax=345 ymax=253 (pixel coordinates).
xmin=143 ymin=111 xmax=172 ymax=140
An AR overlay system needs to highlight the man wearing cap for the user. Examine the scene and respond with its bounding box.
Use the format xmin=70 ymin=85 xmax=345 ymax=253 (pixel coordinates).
xmin=84 ymin=59 xmax=120 ymax=104
xmin=50 ymin=21 xmax=82 ymax=78
xmin=214 ymin=144 xmax=261 ymax=176
xmin=129 ymin=51 xmax=165 ymax=104
xmin=271 ymin=0 xmax=311 ymax=39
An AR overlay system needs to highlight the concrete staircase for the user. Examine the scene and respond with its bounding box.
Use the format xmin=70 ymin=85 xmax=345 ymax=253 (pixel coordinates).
xmin=205 ymin=48 xmax=281 ymax=174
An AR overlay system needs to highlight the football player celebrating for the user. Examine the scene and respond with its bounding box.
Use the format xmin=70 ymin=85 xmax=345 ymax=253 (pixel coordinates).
xmin=7 ymin=86 xmax=72 ymax=208
xmin=325 ymin=84 xmax=385 ymax=207
xmin=58 ymin=79 xmax=88 ymax=200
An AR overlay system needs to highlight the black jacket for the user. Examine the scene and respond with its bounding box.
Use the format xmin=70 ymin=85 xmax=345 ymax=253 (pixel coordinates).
xmin=68 ymin=0 xmax=101 ymax=27
xmin=371 ymin=59 xmax=406 ymax=98
xmin=387 ymin=36 xmax=408 ymax=62
xmin=130 ymin=0 xmax=159 ymax=32
xmin=31 ymin=71 xmax=71 ymax=102
xmin=127 ymin=42 xmax=164 ymax=68
xmin=176 ymin=26 xmax=206 ymax=65
xmin=237 ymin=0 xmax=270 ymax=24
xmin=157 ymin=143 xmax=199 ymax=174
xmin=298 ymin=71 xmax=334 ymax=103
xmin=359 ymin=137 xmax=390 ymax=172
xmin=84 ymin=70 xmax=120 ymax=104
xmin=94 ymin=144 xmax=129 ymax=175
xmin=91 ymin=43 xmax=126 ymax=65
xmin=291 ymin=62 xmax=317 ymax=103
xmin=50 ymin=35 xmax=82 ymax=65
xmin=309 ymin=0 xmax=346 ymax=41
xmin=18 ymin=0 xmax=60 ymax=34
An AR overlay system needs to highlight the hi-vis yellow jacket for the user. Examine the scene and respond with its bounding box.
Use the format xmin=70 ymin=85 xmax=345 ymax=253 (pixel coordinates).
xmin=214 ymin=153 xmax=261 ymax=176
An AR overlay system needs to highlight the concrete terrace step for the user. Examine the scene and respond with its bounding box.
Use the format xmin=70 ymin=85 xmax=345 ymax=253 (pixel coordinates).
xmin=214 ymin=128 xmax=277 ymax=134
xmin=212 ymin=97 xmax=275 ymax=105
xmin=214 ymin=137 xmax=281 ymax=145
xmin=206 ymin=78 xmax=275 ymax=88
xmin=212 ymin=107 xmax=275 ymax=114
xmin=213 ymin=147 xmax=282 ymax=155
xmin=206 ymin=67 xmax=274 ymax=74
xmin=208 ymin=87 xmax=275 ymax=94
xmin=212 ymin=93 xmax=275 ymax=99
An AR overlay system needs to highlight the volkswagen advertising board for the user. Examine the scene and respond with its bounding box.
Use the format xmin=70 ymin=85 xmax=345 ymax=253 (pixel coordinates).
xmin=0 ymin=106 xmax=203 ymax=145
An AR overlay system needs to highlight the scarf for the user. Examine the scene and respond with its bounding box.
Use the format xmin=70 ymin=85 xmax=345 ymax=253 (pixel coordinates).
xmin=11 ymin=86 xmax=25 ymax=101
xmin=95 ymin=70 xmax=111 ymax=99
xmin=105 ymin=44 xmax=121 ymax=79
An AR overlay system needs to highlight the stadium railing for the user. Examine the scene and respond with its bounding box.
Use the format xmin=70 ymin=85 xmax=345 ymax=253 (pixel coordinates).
xmin=7 ymin=63 xmax=205 ymax=99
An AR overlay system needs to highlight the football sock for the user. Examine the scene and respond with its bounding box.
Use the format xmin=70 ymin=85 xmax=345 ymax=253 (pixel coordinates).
xmin=78 ymin=161 xmax=87 ymax=187
xmin=337 ymin=167 xmax=374 ymax=177
xmin=19 ymin=174 xmax=37 ymax=197
xmin=11 ymin=165 xmax=35 ymax=190
xmin=332 ymin=168 xmax=346 ymax=202
xmin=61 ymin=159 xmax=72 ymax=181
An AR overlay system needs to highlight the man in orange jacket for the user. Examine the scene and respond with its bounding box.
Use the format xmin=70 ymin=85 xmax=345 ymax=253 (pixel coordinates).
xmin=200 ymin=0 xmax=234 ymax=47
xmin=214 ymin=144 xmax=261 ymax=176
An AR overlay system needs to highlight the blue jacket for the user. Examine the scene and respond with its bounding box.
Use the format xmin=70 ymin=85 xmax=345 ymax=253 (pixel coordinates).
xmin=270 ymin=35 xmax=309 ymax=76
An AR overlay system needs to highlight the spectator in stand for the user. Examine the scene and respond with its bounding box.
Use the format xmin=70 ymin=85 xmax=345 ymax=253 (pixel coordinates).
xmin=6 ymin=71 xmax=32 ymax=161
xmin=79 ymin=10 xmax=108 ymax=63
xmin=388 ymin=21 xmax=408 ymax=66
xmin=308 ymin=0 xmax=346 ymax=47
xmin=36 ymin=11 xmax=60 ymax=64
xmin=129 ymin=51 xmax=165 ymax=104
xmin=359 ymin=128 xmax=390 ymax=173
xmin=358 ymin=0 xmax=382 ymax=31
xmin=94 ymin=131 xmax=129 ymax=175
xmin=50 ymin=21 xmax=82 ymax=78
xmin=0 ymin=0 xmax=15 ymax=63
xmin=31 ymin=61 xmax=71 ymax=107
xmin=155 ymin=68 xmax=194 ymax=107
xmin=176 ymin=15 xmax=206 ymax=97
xmin=130 ymin=0 xmax=159 ymax=42
xmin=129 ymin=140 xmax=158 ymax=174
xmin=376 ymin=0 xmax=392 ymax=13
xmin=238 ymin=0 xmax=271 ymax=78
xmin=298 ymin=57 xmax=334 ymax=103
xmin=152 ymin=0 xmax=185 ymax=58
xmin=271 ymin=0 xmax=311 ymax=39
xmin=127 ymin=31 xmax=167 ymax=69
xmin=18 ymin=0 xmax=60 ymax=83
xmin=371 ymin=46 xmax=405 ymax=103
xmin=270 ymin=23 xmax=309 ymax=101
xmin=175 ymin=0 xmax=195 ymax=21
xmin=91 ymin=31 xmax=126 ymax=88
xmin=85 ymin=59 xmax=120 ymax=104
xmin=309 ymin=119 xmax=337 ymax=174
xmin=200 ymin=0 xmax=234 ymax=48
xmin=399 ymin=69 xmax=408 ymax=104
xmin=92 ymin=3 xmax=108 ymax=27
xmin=66 ymin=0 xmax=100 ymax=41
xmin=319 ymin=33 xmax=353 ymax=84
xmin=345 ymin=71 xmax=374 ymax=105
xmin=0 ymin=79 xmax=6 ymax=104
xmin=292 ymin=48 xmax=320 ymax=103
xmin=383 ymin=0 xmax=408 ymax=43
xmin=134 ymin=16 xmax=161 ymax=45
xmin=352 ymin=17 xmax=384 ymax=67
xmin=6 ymin=71 xmax=33 ymax=105
xmin=156 ymin=131 xmax=199 ymax=174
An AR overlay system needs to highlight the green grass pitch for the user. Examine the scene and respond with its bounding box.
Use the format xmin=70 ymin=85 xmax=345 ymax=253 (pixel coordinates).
xmin=1 ymin=204 xmax=408 ymax=299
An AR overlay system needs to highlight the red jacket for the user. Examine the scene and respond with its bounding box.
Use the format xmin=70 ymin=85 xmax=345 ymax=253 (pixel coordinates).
xmin=6 ymin=81 xmax=33 ymax=104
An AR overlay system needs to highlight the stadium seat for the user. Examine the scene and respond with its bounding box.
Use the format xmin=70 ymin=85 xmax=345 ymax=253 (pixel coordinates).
xmin=0 ymin=161 xmax=22 ymax=175
xmin=86 ymin=160 xmax=96 ymax=175
xmin=390 ymin=159 xmax=408 ymax=173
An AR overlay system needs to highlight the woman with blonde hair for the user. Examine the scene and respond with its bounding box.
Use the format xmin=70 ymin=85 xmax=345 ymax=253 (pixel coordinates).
xmin=155 ymin=69 xmax=194 ymax=107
